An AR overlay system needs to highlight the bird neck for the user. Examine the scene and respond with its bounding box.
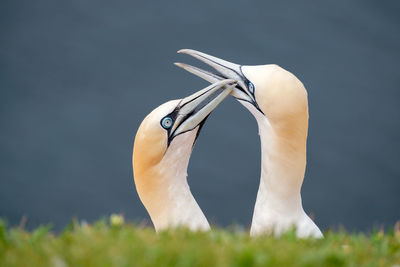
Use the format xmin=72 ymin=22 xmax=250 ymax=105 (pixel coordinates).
xmin=252 ymin=112 xmax=323 ymax=238
xmin=256 ymin=114 xmax=307 ymax=214
xmin=240 ymin=101 xmax=310 ymax=235
xmin=134 ymin=131 xmax=210 ymax=232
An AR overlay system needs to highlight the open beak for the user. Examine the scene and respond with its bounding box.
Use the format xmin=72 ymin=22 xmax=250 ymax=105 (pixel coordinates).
xmin=175 ymin=49 xmax=262 ymax=114
xmin=167 ymin=79 xmax=236 ymax=145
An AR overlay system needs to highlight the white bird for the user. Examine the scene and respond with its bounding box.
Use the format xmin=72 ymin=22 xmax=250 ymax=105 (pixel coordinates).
xmin=175 ymin=49 xmax=323 ymax=238
xmin=132 ymin=79 xmax=236 ymax=232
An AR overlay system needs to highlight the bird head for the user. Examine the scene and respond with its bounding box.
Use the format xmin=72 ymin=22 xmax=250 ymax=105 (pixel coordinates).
xmin=132 ymin=79 xmax=235 ymax=219
xmin=175 ymin=49 xmax=308 ymax=124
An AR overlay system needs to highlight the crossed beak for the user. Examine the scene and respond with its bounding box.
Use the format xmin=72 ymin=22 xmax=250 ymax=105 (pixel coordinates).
xmin=166 ymin=79 xmax=236 ymax=145
xmin=175 ymin=49 xmax=262 ymax=114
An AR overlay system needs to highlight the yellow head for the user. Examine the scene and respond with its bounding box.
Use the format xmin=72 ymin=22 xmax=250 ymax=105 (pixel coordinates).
xmin=241 ymin=65 xmax=308 ymax=124
xmin=132 ymin=80 xmax=235 ymax=229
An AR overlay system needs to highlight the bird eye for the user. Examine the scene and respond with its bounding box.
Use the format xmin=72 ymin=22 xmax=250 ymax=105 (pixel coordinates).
xmin=161 ymin=117 xmax=173 ymax=129
xmin=248 ymin=82 xmax=255 ymax=94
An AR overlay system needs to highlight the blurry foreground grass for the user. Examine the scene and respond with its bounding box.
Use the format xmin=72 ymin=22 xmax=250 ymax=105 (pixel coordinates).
xmin=0 ymin=216 xmax=399 ymax=267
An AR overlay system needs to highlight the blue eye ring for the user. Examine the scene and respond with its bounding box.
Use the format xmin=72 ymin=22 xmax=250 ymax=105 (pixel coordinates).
xmin=161 ymin=116 xmax=173 ymax=129
xmin=248 ymin=82 xmax=255 ymax=94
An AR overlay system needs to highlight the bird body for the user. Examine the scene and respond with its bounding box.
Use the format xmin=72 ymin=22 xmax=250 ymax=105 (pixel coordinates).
xmin=133 ymin=80 xmax=235 ymax=232
xmin=176 ymin=50 xmax=323 ymax=238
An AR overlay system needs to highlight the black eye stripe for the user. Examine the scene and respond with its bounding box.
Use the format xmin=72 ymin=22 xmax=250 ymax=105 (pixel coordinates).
xmin=236 ymin=66 xmax=254 ymax=95
xmin=160 ymin=105 xmax=185 ymax=146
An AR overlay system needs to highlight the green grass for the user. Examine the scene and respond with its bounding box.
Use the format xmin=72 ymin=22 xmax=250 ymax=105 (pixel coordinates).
xmin=0 ymin=217 xmax=399 ymax=267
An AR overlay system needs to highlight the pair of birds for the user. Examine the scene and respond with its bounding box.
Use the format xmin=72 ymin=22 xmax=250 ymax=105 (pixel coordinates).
xmin=132 ymin=49 xmax=323 ymax=238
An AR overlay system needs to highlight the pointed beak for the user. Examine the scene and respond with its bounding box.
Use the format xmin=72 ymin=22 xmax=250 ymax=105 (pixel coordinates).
xmin=175 ymin=49 xmax=262 ymax=114
xmin=167 ymin=79 xmax=236 ymax=145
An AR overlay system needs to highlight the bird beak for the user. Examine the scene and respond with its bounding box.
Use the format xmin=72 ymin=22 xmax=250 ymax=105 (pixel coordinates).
xmin=175 ymin=49 xmax=262 ymax=114
xmin=167 ymin=79 xmax=236 ymax=145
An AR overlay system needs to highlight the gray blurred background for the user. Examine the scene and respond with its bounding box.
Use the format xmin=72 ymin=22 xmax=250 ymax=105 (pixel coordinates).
xmin=1 ymin=0 xmax=399 ymax=231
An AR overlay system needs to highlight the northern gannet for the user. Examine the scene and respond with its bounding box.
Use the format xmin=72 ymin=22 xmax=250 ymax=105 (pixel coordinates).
xmin=175 ymin=49 xmax=323 ymax=238
xmin=133 ymin=79 xmax=236 ymax=232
